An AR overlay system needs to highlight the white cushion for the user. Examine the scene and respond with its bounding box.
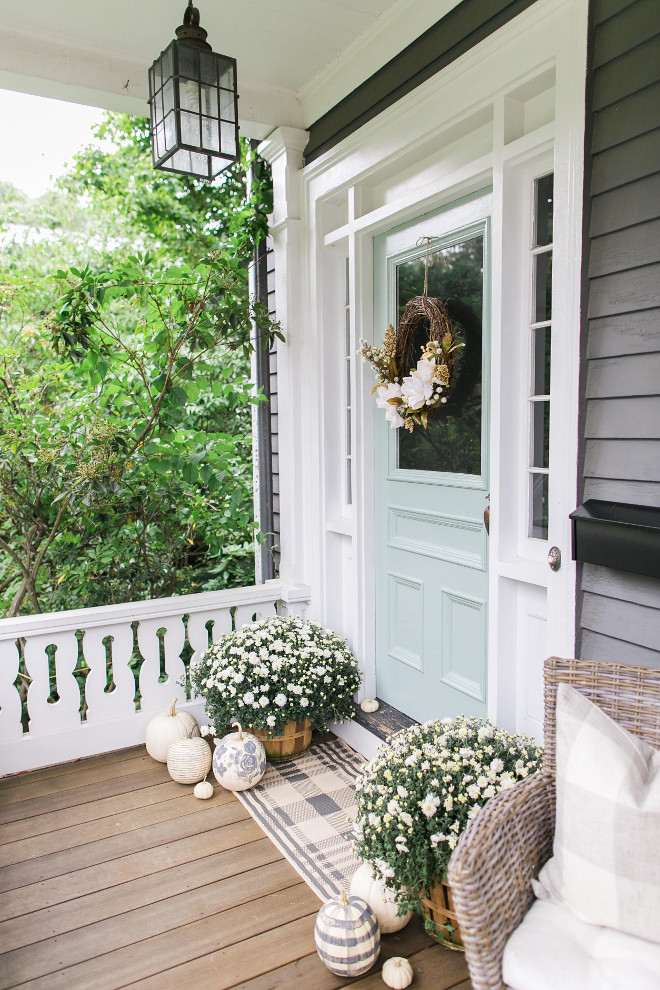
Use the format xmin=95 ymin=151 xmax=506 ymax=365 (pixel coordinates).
xmin=502 ymin=899 xmax=660 ymax=990
xmin=532 ymin=682 xmax=660 ymax=943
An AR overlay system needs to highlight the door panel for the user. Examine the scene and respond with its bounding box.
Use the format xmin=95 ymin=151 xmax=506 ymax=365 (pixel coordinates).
xmin=374 ymin=195 xmax=491 ymax=723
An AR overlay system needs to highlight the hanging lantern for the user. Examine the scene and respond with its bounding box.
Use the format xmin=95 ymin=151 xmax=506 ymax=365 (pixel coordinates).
xmin=148 ymin=0 xmax=239 ymax=180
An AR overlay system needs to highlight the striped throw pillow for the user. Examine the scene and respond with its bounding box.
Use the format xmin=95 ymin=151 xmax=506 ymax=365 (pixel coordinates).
xmin=533 ymin=682 xmax=660 ymax=945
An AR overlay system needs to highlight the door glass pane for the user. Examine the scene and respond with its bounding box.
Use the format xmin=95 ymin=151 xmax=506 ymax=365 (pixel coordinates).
xmin=396 ymin=235 xmax=483 ymax=475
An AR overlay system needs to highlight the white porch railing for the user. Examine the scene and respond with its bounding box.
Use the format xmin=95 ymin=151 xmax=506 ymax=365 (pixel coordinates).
xmin=0 ymin=580 xmax=310 ymax=775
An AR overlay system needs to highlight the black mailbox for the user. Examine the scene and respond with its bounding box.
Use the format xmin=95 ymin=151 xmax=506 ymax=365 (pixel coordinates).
xmin=569 ymin=500 xmax=660 ymax=580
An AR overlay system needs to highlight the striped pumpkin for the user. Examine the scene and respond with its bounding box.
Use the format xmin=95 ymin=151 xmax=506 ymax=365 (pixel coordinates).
xmin=314 ymin=890 xmax=380 ymax=977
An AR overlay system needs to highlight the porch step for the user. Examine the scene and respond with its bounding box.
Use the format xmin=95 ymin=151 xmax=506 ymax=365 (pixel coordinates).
xmin=351 ymin=699 xmax=417 ymax=741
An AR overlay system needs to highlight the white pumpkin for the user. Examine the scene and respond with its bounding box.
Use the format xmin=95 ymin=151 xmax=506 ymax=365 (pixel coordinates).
xmin=193 ymin=780 xmax=214 ymax=800
xmin=167 ymin=736 xmax=212 ymax=784
xmin=382 ymin=956 xmax=414 ymax=989
xmin=145 ymin=698 xmax=200 ymax=763
xmin=360 ymin=698 xmax=380 ymax=713
xmin=350 ymin=862 xmax=412 ymax=933
xmin=212 ymin=721 xmax=266 ymax=791
xmin=315 ymin=890 xmax=380 ymax=977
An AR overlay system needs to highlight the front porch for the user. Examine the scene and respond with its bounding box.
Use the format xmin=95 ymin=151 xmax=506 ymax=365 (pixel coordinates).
xmin=0 ymin=743 xmax=472 ymax=990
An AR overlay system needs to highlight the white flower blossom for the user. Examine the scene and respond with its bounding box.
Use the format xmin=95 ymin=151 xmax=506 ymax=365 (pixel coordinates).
xmin=375 ymin=382 xmax=405 ymax=428
xmin=419 ymin=793 xmax=441 ymax=818
xmin=400 ymin=359 xmax=436 ymax=410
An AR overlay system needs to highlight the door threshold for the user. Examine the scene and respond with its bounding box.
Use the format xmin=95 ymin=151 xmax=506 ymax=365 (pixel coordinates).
xmin=352 ymin=699 xmax=417 ymax=741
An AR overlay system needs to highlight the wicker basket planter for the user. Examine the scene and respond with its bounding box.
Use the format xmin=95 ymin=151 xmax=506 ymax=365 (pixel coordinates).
xmin=418 ymin=878 xmax=464 ymax=951
xmin=252 ymin=718 xmax=313 ymax=762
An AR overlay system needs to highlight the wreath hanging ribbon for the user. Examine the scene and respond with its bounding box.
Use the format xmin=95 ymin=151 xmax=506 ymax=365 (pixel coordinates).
xmin=360 ymin=295 xmax=463 ymax=432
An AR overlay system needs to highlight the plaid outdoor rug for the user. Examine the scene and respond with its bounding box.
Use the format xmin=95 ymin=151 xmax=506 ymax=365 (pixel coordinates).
xmin=235 ymin=735 xmax=366 ymax=902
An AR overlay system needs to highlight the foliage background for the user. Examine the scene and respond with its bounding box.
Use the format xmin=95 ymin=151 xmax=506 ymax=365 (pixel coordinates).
xmin=0 ymin=114 xmax=275 ymax=618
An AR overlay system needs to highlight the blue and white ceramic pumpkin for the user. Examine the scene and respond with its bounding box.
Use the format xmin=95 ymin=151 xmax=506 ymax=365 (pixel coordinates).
xmin=315 ymin=889 xmax=380 ymax=977
xmin=212 ymin=721 xmax=266 ymax=791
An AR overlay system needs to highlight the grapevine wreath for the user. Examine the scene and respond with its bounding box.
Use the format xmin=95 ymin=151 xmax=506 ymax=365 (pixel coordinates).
xmin=360 ymin=294 xmax=464 ymax=432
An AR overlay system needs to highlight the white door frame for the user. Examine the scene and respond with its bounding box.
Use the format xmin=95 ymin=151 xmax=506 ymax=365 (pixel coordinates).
xmin=260 ymin=0 xmax=588 ymax=741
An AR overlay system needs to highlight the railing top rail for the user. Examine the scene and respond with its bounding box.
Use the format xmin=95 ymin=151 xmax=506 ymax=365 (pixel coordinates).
xmin=0 ymin=579 xmax=310 ymax=640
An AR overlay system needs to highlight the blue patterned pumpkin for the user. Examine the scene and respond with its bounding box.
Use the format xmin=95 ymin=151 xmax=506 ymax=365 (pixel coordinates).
xmin=212 ymin=721 xmax=266 ymax=791
xmin=315 ymin=889 xmax=380 ymax=977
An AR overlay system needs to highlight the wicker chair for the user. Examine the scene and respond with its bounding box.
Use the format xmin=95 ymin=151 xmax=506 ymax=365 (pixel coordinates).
xmin=447 ymin=656 xmax=660 ymax=990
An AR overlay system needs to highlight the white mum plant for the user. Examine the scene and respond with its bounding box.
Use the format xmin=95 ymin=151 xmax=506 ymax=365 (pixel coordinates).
xmin=190 ymin=615 xmax=361 ymax=737
xmin=353 ymin=715 xmax=542 ymax=930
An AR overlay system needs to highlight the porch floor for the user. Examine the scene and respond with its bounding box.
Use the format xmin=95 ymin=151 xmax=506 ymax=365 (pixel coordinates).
xmin=0 ymin=745 xmax=472 ymax=990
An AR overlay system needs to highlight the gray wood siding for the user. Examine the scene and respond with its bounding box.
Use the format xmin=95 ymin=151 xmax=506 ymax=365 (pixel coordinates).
xmin=577 ymin=0 xmax=660 ymax=665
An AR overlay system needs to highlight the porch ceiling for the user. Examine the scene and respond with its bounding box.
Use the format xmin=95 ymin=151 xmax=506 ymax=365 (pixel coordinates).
xmin=0 ymin=0 xmax=460 ymax=139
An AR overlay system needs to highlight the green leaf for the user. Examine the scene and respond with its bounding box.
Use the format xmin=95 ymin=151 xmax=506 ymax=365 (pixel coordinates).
xmin=181 ymin=462 xmax=198 ymax=484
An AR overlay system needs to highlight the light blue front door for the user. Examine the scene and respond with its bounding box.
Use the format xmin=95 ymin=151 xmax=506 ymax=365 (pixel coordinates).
xmin=374 ymin=194 xmax=491 ymax=723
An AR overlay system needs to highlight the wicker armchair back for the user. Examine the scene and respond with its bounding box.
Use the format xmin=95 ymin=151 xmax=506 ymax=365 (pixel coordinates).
xmin=543 ymin=656 xmax=660 ymax=776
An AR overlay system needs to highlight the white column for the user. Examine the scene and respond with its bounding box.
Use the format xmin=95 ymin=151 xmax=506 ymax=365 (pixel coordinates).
xmin=258 ymin=127 xmax=311 ymax=592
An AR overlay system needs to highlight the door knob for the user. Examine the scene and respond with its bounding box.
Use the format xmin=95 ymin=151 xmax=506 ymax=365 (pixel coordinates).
xmin=483 ymin=494 xmax=490 ymax=535
xmin=548 ymin=546 xmax=561 ymax=571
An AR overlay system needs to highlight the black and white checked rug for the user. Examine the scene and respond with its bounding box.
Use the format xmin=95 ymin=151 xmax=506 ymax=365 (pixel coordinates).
xmin=235 ymin=736 xmax=366 ymax=902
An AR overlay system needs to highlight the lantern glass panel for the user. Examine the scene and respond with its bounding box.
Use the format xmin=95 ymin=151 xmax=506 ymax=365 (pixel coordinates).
xmin=221 ymin=121 xmax=237 ymax=157
xmin=201 ymin=84 xmax=218 ymax=117
xmin=155 ymin=124 xmax=164 ymax=158
xmin=187 ymin=151 xmax=210 ymax=176
xmin=220 ymin=88 xmax=235 ymax=122
xmin=163 ymin=79 xmax=175 ymax=116
xmin=202 ymin=117 xmax=219 ymax=151
xmin=199 ymin=51 xmax=217 ymax=85
xmin=164 ymin=114 xmax=176 ymax=151
xmin=219 ymin=62 xmax=234 ymax=90
xmin=181 ymin=110 xmax=201 ymax=147
xmin=178 ymin=45 xmax=198 ymax=81
xmin=161 ymin=46 xmax=173 ymax=82
xmin=180 ymin=79 xmax=199 ymax=114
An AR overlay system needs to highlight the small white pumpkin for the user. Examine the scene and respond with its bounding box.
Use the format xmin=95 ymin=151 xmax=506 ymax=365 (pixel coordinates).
xmin=167 ymin=735 xmax=212 ymax=784
xmin=382 ymin=956 xmax=414 ymax=989
xmin=360 ymin=698 xmax=380 ymax=713
xmin=350 ymin=862 xmax=412 ymax=933
xmin=145 ymin=698 xmax=200 ymax=763
xmin=212 ymin=721 xmax=266 ymax=791
xmin=315 ymin=890 xmax=380 ymax=977
xmin=193 ymin=780 xmax=214 ymax=800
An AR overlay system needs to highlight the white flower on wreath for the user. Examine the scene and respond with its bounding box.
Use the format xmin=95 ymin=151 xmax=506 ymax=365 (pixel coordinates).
xmin=375 ymin=382 xmax=405 ymax=429
xmin=401 ymin=359 xmax=435 ymax=410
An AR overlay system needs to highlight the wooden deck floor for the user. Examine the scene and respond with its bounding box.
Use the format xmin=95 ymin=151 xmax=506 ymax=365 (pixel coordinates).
xmin=0 ymin=745 xmax=472 ymax=990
